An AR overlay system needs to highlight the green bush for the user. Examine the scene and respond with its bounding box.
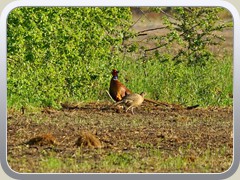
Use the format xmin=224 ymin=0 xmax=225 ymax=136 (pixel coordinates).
xmin=7 ymin=7 xmax=133 ymax=108
xmin=135 ymin=7 xmax=232 ymax=65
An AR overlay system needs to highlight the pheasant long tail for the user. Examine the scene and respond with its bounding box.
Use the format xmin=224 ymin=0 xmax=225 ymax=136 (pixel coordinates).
xmin=144 ymin=98 xmax=170 ymax=107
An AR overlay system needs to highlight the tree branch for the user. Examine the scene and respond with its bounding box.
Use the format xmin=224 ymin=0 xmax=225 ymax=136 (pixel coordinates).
xmin=138 ymin=26 xmax=167 ymax=34
xmin=144 ymin=43 xmax=168 ymax=52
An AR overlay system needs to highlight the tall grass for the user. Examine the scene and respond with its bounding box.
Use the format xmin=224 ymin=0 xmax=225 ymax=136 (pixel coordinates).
xmin=115 ymin=54 xmax=233 ymax=107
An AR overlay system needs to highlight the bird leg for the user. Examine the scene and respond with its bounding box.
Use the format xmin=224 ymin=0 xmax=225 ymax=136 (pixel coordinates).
xmin=131 ymin=107 xmax=135 ymax=115
xmin=126 ymin=105 xmax=135 ymax=114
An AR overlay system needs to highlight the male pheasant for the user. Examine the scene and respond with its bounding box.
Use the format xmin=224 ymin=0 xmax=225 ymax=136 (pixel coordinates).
xmin=109 ymin=69 xmax=132 ymax=102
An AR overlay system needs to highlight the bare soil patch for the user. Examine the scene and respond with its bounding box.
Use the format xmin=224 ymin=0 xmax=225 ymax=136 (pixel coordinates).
xmin=7 ymin=101 xmax=233 ymax=173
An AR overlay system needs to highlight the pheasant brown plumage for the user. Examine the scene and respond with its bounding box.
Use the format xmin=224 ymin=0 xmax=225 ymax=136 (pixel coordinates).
xmin=109 ymin=69 xmax=132 ymax=102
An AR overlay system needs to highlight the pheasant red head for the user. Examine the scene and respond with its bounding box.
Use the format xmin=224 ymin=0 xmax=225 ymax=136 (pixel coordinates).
xmin=111 ymin=69 xmax=119 ymax=80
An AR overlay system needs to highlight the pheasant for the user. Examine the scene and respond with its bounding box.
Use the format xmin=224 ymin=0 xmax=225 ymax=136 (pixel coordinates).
xmin=109 ymin=69 xmax=168 ymax=106
xmin=113 ymin=92 xmax=146 ymax=114
xmin=109 ymin=69 xmax=132 ymax=102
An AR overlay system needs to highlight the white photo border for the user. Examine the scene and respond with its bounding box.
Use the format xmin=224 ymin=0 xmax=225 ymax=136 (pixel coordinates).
xmin=0 ymin=0 xmax=239 ymax=179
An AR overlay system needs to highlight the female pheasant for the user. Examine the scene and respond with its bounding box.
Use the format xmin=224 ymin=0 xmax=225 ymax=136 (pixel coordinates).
xmin=109 ymin=69 xmax=132 ymax=102
xmin=113 ymin=92 xmax=146 ymax=114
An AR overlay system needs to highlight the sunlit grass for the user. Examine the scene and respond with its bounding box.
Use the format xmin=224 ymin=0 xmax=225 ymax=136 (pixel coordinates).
xmin=117 ymin=55 xmax=233 ymax=107
xmin=8 ymin=54 xmax=232 ymax=109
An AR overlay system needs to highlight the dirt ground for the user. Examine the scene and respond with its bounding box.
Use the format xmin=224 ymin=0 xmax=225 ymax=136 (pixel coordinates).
xmin=7 ymin=101 xmax=233 ymax=173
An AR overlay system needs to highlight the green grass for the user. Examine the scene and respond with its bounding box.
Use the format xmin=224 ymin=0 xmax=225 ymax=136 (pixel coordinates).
xmin=40 ymin=157 xmax=63 ymax=172
xmin=115 ymin=55 xmax=233 ymax=107
xmin=8 ymin=145 xmax=231 ymax=173
xmin=7 ymin=54 xmax=233 ymax=109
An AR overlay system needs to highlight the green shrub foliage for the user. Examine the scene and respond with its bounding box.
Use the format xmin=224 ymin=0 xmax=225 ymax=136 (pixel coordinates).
xmin=137 ymin=7 xmax=232 ymax=65
xmin=164 ymin=7 xmax=232 ymax=65
xmin=7 ymin=7 xmax=133 ymax=107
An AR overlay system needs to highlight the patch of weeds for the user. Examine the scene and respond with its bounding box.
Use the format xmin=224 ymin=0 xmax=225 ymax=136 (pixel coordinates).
xmin=101 ymin=152 xmax=135 ymax=171
xmin=39 ymin=157 xmax=63 ymax=172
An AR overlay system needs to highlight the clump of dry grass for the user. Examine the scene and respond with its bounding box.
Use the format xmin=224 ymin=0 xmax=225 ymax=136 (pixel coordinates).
xmin=75 ymin=131 xmax=102 ymax=149
xmin=25 ymin=133 xmax=56 ymax=146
